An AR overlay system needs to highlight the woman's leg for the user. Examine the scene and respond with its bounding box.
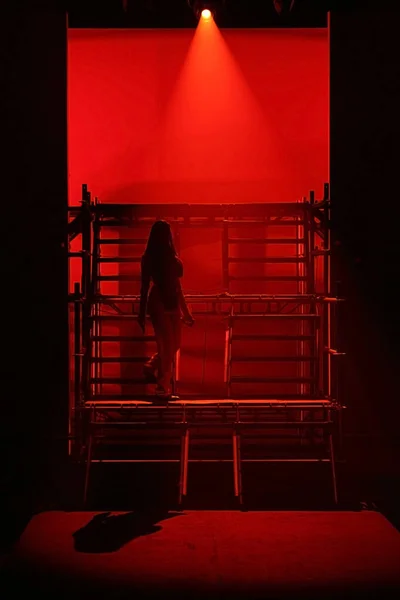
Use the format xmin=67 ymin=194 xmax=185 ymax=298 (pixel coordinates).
xmin=143 ymin=353 xmax=160 ymax=378
xmin=150 ymin=306 xmax=175 ymax=396
xmin=172 ymin=311 xmax=182 ymax=354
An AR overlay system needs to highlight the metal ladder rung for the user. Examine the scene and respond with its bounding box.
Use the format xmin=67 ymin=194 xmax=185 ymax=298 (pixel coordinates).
xmin=98 ymin=275 xmax=141 ymax=281
xmin=230 ymin=314 xmax=318 ymax=320
xmin=232 ymin=334 xmax=314 ymax=341
xmin=228 ymin=238 xmax=305 ymax=244
xmin=92 ymin=315 xmax=139 ymax=321
xmin=224 ymin=220 xmax=304 ymax=226
xmin=90 ymin=378 xmax=150 ymax=385
xmin=97 ymin=238 xmax=147 ymax=245
xmin=91 ymin=357 xmax=149 ymax=363
xmin=230 ymin=376 xmax=315 ymax=384
xmin=98 ymin=257 xmax=141 ymax=263
xmin=231 ymin=356 xmax=316 ymax=362
xmin=92 ymin=335 xmax=156 ymax=342
xmin=228 ymin=257 xmax=305 ymax=264
xmin=228 ymin=275 xmax=307 ymax=281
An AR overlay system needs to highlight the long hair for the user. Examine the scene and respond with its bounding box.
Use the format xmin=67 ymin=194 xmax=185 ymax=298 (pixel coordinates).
xmin=143 ymin=220 xmax=177 ymax=262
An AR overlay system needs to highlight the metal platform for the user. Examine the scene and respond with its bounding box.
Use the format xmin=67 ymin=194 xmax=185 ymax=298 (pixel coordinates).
xmin=80 ymin=398 xmax=341 ymax=507
xmin=68 ymin=183 xmax=344 ymax=507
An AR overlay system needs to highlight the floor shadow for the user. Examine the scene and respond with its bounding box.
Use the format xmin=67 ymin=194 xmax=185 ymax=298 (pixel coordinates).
xmin=73 ymin=509 xmax=183 ymax=554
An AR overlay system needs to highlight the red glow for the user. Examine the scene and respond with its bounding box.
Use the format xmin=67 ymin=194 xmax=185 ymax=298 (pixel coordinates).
xmin=68 ymin=28 xmax=329 ymax=397
xmin=68 ymin=28 xmax=328 ymax=205
xmin=201 ymin=9 xmax=212 ymax=19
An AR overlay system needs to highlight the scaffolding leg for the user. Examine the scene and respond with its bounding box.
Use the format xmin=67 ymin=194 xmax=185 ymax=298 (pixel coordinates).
xmin=83 ymin=431 xmax=93 ymax=506
xmin=179 ymin=427 xmax=190 ymax=505
xmin=233 ymin=430 xmax=243 ymax=506
xmin=329 ymin=432 xmax=338 ymax=505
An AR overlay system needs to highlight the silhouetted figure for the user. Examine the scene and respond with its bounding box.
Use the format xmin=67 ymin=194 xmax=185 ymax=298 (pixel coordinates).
xmin=139 ymin=220 xmax=194 ymax=399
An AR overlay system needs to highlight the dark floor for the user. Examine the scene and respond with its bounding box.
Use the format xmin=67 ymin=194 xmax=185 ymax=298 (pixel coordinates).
xmin=3 ymin=431 xmax=399 ymax=599
xmin=2 ymin=509 xmax=400 ymax=600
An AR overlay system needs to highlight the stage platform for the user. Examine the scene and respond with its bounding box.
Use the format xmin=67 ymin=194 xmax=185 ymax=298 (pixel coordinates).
xmin=80 ymin=397 xmax=341 ymax=506
xmin=3 ymin=510 xmax=400 ymax=599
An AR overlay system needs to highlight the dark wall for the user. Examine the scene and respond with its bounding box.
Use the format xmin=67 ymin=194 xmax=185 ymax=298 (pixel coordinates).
xmin=330 ymin=6 xmax=400 ymax=449
xmin=2 ymin=7 xmax=68 ymax=542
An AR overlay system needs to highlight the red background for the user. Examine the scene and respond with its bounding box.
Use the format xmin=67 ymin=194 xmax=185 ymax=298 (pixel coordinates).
xmin=68 ymin=27 xmax=328 ymax=205
xmin=68 ymin=27 xmax=329 ymax=397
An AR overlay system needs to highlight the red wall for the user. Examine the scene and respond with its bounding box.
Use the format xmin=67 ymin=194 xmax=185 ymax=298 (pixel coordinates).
xmin=68 ymin=27 xmax=328 ymax=205
xmin=68 ymin=27 xmax=329 ymax=399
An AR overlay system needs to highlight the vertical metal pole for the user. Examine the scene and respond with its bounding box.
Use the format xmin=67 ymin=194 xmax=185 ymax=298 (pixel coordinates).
xmin=83 ymin=407 xmax=95 ymax=506
xmin=178 ymin=430 xmax=185 ymax=505
xmin=226 ymin=313 xmax=233 ymax=398
xmin=224 ymin=324 xmax=229 ymax=385
xmin=297 ymin=200 xmax=307 ymax=396
xmin=179 ymin=427 xmax=190 ymax=505
xmin=233 ymin=429 xmax=239 ymax=497
xmin=74 ymin=283 xmax=81 ymax=409
xmin=183 ymin=428 xmax=189 ymax=496
xmin=82 ymin=184 xmax=91 ymax=399
xmin=323 ymin=187 xmax=331 ymax=398
xmin=329 ymin=431 xmax=338 ymax=505
xmin=73 ymin=283 xmax=82 ymax=456
xmin=233 ymin=428 xmax=243 ymax=506
xmin=222 ymin=221 xmax=229 ymax=292
xmin=308 ymin=193 xmax=318 ymax=396
xmin=174 ymin=349 xmax=181 ymax=394
xmin=92 ymin=204 xmax=100 ymax=397
xmin=173 ymin=224 xmax=181 ymax=397
xmin=314 ymin=299 xmax=320 ymax=398
xmin=309 ymin=190 xmax=316 ymax=295
xmin=81 ymin=185 xmax=92 ymax=401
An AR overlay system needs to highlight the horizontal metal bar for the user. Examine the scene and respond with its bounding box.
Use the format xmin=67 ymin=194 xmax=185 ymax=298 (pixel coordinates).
xmin=228 ymin=238 xmax=304 ymax=244
xmin=230 ymin=377 xmax=315 ymax=384
xmin=228 ymin=275 xmax=307 ymax=281
xmin=231 ymin=356 xmax=316 ymax=362
xmin=94 ymin=203 xmax=310 ymax=218
xmin=97 ymin=238 xmax=147 ymax=244
xmin=228 ymin=257 xmax=305 ymax=264
xmin=91 ymin=315 xmax=139 ymax=321
xmin=91 ymin=357 xmax=149 ymax=363
xmin=87 ymin=396 xmax=336 ymax=404
xmin=91 ymin=422 xmax=185 ymax=428
xmin=92 ymin=313 xmax=318 ymax=321
xmin=230 ymin=314 xmax=318 ymax=319
xmin=98 ymin=275 xmax=141 ymax=281
xmin=96 ymin=294 xmax=336 ymax=303
xmin=224 ymin=220 xmax=304 ymax=226
xmin=90 ymin=421 xmax=331 ymax=427
xmin=68 ymin=251 xmax=84 ymax=258
xmin=98 ymin=257 xmax=141 ymax=263
xmin=232 ymin=334 xmax=314 ymax=341
xmin=90 ymin=378 xmax=153 ymax=384
xmin=92 ymin=335 xmax=155 ymax=342
xmin=89 ymin=459 xmax=331 ymax=463
xmin=84 ymin=398 xmax=334 ymax=405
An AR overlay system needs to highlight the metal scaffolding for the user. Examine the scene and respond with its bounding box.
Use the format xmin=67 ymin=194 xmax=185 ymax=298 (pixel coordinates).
xmin=68 ymin=183 xmax=344 ymax=506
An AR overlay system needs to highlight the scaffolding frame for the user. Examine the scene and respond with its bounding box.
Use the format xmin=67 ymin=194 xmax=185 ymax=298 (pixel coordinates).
xmin=68 ymin=183 xmax=345 ymax=506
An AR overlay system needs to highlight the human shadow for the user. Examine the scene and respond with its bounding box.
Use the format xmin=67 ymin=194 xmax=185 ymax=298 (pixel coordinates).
xmin=73 ymin=509 xmax=183 ymax=553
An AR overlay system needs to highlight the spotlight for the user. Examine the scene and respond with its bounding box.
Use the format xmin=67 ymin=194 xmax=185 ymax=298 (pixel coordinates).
xmin=201 ymin=8 xmax=212 ymax=19
xmin=188 ymin=1 xmax=225 ymax=21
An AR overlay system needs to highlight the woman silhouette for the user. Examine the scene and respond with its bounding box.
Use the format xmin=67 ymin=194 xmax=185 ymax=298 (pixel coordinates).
xmin=139 ymin=220 xmax=194 ymax=399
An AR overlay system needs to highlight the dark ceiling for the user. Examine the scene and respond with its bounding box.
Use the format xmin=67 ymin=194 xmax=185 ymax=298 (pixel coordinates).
xmin=67 ymin=0 xmax=332 ymax=29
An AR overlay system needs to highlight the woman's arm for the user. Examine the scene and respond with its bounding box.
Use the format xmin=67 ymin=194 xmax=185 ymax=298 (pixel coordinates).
xmin=177 ymin=279 xmax=194 ymax=325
